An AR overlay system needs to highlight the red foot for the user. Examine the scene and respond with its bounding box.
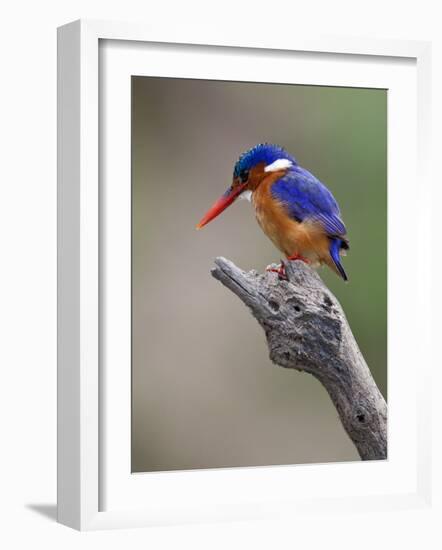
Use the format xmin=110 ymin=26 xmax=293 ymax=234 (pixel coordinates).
xmin=266 ymin=261 xmax=288 ymax=280
xmin=287 ymin=253 xmax=310 ymax=264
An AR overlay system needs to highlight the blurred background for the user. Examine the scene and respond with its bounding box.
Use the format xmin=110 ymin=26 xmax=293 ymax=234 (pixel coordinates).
xmin=131 ymin=77 xmax=387 ymax=472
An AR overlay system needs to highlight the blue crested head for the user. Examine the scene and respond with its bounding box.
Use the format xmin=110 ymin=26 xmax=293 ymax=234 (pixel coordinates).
xmin=233 ymin=143 xmax=296 ymax=179
xmin=196 ymin=143 xmax=297 ymax=230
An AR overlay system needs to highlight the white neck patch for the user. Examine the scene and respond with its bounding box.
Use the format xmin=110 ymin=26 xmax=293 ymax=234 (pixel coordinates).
xmin=239 ymin=190 xmax=253 ymax=202
xmin=264 ymin=158 xmax=293 ymax=173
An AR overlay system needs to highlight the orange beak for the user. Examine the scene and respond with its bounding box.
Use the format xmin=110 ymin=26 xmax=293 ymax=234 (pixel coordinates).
xmin=196 ymin=183 xmax=247 ymax=230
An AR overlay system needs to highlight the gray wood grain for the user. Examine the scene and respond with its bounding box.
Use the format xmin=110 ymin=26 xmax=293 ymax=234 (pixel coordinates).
xmin=211 ymin=257 xmax=387 ymax=461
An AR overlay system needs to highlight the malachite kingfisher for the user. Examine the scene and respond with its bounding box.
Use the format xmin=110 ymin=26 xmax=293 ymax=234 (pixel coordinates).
xmin=196 ymin=143 xmax=349 ymax=281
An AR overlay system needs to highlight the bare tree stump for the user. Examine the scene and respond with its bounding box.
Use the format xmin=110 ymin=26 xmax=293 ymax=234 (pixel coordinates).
xmin=211 ymin=256 xmax=387 ymax=461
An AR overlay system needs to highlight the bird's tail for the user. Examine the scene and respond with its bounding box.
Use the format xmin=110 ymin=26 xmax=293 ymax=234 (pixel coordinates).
xmin=329 ymin=238 xmax=348 ymax=281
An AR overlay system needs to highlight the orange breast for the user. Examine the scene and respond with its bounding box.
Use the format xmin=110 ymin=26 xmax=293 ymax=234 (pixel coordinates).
xmin=252 ymin=174 xmax=331 ymax=265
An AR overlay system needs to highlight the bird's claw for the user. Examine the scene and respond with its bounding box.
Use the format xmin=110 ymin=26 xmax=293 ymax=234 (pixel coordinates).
xmin=266 ymin=253 xmax=310 ymax=281
xmin=287 ymin=253 xmax=310 ymax=264
xmin=265 ymin=261 xmax=288 ymax=280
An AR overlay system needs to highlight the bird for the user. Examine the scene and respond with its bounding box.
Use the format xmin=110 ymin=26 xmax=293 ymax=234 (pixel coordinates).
xmin=196 ymin=143 xmax=349 ymax=281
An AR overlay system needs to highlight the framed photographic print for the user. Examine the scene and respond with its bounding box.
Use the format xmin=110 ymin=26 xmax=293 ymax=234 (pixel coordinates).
xmin=57 ymin=20 xmax=432 ymax=530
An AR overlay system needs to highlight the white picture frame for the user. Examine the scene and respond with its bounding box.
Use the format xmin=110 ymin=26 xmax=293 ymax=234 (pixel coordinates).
xmin=57 ymin=19 xmax=432 ymax=531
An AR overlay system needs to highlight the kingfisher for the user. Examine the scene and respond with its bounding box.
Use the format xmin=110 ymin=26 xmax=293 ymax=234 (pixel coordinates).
xmin=196 ymin=143 xmax=349 ymax=281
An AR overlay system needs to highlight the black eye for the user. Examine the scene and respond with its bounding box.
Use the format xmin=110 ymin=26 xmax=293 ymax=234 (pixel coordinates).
xmin=239 ymin=169 xmax=249 ymax=183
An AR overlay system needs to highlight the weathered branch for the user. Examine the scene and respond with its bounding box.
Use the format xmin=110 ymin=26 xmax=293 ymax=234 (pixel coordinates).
xmin=211 ymin=257 xmax=387 ymax=461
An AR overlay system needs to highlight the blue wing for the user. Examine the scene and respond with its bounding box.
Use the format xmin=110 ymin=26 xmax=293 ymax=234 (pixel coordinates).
xmin=271 ymin=166 xmax=347 ymax=239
